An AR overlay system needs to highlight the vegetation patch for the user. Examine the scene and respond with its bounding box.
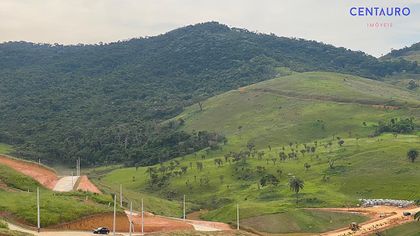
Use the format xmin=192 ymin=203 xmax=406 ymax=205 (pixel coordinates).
xmin=240 ymin=209 xmax=368 ymax=234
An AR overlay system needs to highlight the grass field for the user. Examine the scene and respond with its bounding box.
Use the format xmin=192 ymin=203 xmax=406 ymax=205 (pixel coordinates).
xmin=175 ymin=72 xmax=420 ymax=152
xmin=373 ymin=221 xmax=420 ymax=236
xmin=0 ymin=143 xmax=13 ymax=154
xmin=240 ymin=209 xmax=367 ymax=234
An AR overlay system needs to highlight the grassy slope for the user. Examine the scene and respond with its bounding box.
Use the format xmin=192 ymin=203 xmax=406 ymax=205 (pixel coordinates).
xmin=373 ymin=222 xmax=420 ymax=236
xmin=94 ymin=177 xmax=186 ymax=217
xmin=0 ymin=163 xmax=114 ymax=227
xmin=0 ymin=144 xmax=13 ymax=154
xmin=0 ymin=191 xmax=112 ymax=227
xmin=0 ymin=165 xmax=41 ymax=192
xmin=176 ymin=72 xmax=420 ymax=151
xmin=100 ymin=72 xmax=420 ymax=233
xmin=240 ymin=209 xmax=367 ymax=234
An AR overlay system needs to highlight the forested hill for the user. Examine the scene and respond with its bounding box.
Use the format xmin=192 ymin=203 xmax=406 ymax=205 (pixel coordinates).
xmin=382 ymin=42 xmax=420 ymax=63
xmin=0 ymin=22 xmax=418 ymax=166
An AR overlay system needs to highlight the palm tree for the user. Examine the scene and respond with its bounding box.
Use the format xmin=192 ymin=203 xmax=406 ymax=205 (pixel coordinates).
xmin=407 ymin=149 xmax=418 ymax=163
xmin=289 ymin=177 xmax=304 ymax=204
xmin=414 ymin=211 xmax=420 ymax=221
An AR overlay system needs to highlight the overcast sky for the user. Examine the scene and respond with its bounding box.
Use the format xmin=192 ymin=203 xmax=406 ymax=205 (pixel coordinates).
xmin=0 ymin=0 xmax=419 ymax=57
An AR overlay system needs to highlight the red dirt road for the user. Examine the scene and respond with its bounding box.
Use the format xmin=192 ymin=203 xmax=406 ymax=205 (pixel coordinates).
xmin=0 ymin=155 xmax=58 ymax=189
xmin=319 ymin=206 xmax=420 ymax=236
xmin=53 ymin=212 xmax=194 ymax=233
xmin=77 ymin=175 xmax=102 ymax=194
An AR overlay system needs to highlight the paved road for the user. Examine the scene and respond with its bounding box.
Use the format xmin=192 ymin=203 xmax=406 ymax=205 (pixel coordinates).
xmin=53 ymin=176 xmax=79 ymax=192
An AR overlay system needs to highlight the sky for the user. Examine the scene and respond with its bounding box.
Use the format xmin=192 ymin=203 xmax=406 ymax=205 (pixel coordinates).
xmin=0 ymin=0 xmax=419 ymax=57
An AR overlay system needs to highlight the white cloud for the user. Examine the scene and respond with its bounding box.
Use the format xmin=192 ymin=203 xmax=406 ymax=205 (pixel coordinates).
xmin=0 ymin=0 xmax=419 ymax=56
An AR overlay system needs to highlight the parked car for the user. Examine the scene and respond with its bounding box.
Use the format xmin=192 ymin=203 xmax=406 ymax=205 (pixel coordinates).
xmin=93 ymin=227 xmax=110 ymax=234
xmin=403 ymin=212 xmax=411 ymax=216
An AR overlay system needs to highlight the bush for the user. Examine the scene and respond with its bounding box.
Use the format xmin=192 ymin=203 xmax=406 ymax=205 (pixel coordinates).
xmin=0 ymin=219 xmax=8 ymax=229
xmin=374 ymin=118 xmax=416 ymax=136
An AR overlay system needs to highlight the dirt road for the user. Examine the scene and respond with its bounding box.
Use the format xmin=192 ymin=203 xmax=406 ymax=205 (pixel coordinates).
xmin=319 ymin=206 xmax=420 ymax=236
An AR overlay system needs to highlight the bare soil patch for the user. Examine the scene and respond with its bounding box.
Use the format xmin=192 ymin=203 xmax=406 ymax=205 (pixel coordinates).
xmin=76 ymin=175 xmax=101 ymax=194
xmin=319 ymin=206 xmax=420 ymax=236
xmin=0 ymin=155 xmax=58 ymax=189
xmin=52 ymin=212 xmax=194 ymax=233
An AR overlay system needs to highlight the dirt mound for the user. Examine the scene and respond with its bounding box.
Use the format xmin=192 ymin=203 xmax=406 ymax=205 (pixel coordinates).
xmin=0 ymin=155 xmax=58 ymax=189
xmin=76 ymin=176 xmax=101 ymax=194
xmin=52 ymin=212 xmax=193 ymax=233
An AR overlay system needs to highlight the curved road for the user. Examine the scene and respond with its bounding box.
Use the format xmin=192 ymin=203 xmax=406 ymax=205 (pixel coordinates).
xmin=320 ymin=206 xmax=420 ymax=236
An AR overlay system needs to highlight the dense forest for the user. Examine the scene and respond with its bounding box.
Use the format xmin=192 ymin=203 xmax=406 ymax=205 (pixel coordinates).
xmin=0 ymin=22 xmax=418 ymax=166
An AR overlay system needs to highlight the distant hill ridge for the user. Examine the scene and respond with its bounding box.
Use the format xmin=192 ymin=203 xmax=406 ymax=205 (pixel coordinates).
xmin=0 ymin=22 xmax=418 ymax=165
xmin=382 ymin=42 xmax=420 ymax=63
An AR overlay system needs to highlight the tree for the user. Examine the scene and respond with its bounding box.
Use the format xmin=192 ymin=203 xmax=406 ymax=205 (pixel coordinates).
xmin=271 ymin=158 xmax=277 ymax=165
xmin=304 ymin=163 xmax=311 ymax=171
xmin=407 ymin=80 xmax=419 ymax=90
xmin=214 ymin=158 xmax=223 ymax=167
xmin=196 ymin=162 xmax=204 ymax=171
xmin=289 ymin=177 xmax=304 ymax=204
xmin=260 ymin=174 xmax=279 ymax=187
xmin=198 ymin=101 xmax=203 ymax=111
xmin=246 ymin=141 xmax=255 ymax=151
xmin=407 ymin=149 xmax=418 ymax=163
xmin=338 ymin=140 xmax=345 ymax=146
xmin=414 ymin=211 xmax=420 ymax=221
xmin=328 ymin=159 xmax=335 ymax=169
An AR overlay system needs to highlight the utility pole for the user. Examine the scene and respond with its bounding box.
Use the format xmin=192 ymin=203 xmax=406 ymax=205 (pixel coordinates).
xmin=183 ymin=194 xmax=186 ymax=221
xmin=236 ymin=204 xmax=240 ymax=230
xmin=78 ymin=158 xmax=81 ymax=176
xmin=129 ymin=201 xmax=133 ymax=236
xmin=71 ymin=171 xmax=74 ymax=189
xmin=141 ymin=198 xmax=144 ymax=235
xmin=37 ymin=187 xmax=40 ymax=232
xmin=119 ymin=184 xmax=123 ymax=207
xmin=113 ymin=194 xmax=116 ymax=236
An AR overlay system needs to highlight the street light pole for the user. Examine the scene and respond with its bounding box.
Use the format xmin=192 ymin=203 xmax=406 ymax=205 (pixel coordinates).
xmin=129 ymin=201 xmax=132 ymax=236
xmin=120 ymin=184 xmax=123 ymax=207
xmin=237 ymin=204 xmax=240 ymax=230
xmin=113 ymin=194 xmax=116 ymax=236
xmin=183 ymin=194 xmax=186 ymax=221
xmin=141 ymin=198 xmax=144 ymax=235
xmin=37 ymin=187 xmax=40 ymax=232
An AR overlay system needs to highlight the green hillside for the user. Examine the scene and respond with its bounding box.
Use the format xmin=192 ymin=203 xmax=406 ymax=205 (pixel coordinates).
xmin=99 ymin=72 xmax=420 ymax=234
xmin=382 ymin=42 xmax=420 ymax=63
xmin=176 ymin=72 xmax=420 ymax=151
